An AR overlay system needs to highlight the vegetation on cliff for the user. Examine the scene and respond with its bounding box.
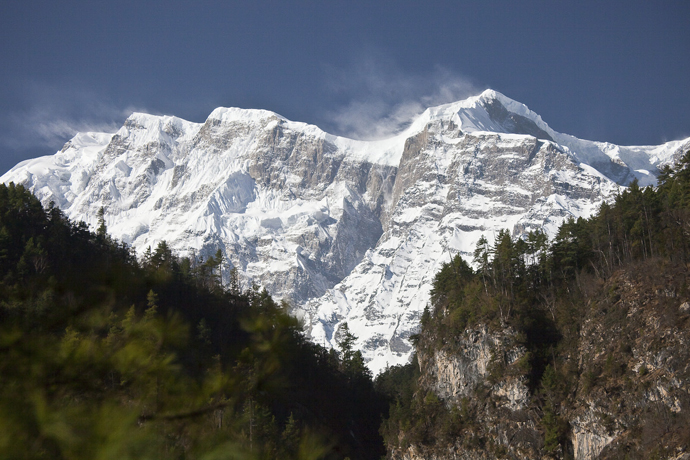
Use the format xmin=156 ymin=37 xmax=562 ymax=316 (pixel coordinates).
xmin=378 ymin=152 xmax=690 ymax=459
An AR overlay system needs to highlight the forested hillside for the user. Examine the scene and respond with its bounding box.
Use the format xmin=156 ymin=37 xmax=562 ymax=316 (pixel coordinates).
xmin=0 ymin=183 xmax=387 ymax=459
xmin=377 ymin=153 xmax=690 ymax=459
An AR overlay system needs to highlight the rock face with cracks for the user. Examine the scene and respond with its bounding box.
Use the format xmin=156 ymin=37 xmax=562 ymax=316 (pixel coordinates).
xmin=390 ymin=262 xmax=690 ymax=460
xmin=2 ymin=90 xmax=688 ymax=374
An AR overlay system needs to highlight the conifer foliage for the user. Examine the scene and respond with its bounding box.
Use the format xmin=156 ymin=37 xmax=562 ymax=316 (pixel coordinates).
xmin=0 ymin=183 xmax=386 ymax=459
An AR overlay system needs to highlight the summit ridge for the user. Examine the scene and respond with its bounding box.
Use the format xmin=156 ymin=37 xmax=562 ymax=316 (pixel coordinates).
xmin=3 ymin=90 xmax=688 ymax=374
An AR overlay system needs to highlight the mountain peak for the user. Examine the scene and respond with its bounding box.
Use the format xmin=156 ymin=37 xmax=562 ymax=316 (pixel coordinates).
xmin=125 ymin=111 xmax=178 ymax=127
xmin=478 ymin=88 xmax=501 ymax=98
xmin=2 ymin=91 xmax=688 ymax=375
xmin=207 ymin=106 xmax=287 ymax=124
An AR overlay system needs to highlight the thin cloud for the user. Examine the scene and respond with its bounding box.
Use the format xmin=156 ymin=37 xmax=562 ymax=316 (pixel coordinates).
xmin=321 ymin=55 xmax=482 ymax=140
xmin=1 ymin=82 xmax=146 ymax=152
xmin=25 ymin=113 xmax=122 ymax=147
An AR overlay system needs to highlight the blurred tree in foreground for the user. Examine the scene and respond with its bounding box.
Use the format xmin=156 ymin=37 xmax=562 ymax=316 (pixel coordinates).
xmin=0 ymin=183 xmax=386 ymax=460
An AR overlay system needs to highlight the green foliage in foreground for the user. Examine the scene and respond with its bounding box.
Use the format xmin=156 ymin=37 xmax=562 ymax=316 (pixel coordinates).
xmin=0 ymin=183 xmax=386 ymax=459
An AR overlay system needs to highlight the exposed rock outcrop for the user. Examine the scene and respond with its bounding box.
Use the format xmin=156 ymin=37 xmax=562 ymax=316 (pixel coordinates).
xmin=389 ymin=260 xmax=690 ymax=459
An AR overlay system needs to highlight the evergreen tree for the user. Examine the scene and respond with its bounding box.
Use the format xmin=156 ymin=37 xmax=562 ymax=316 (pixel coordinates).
xmin=96 ymin=206 xmax=107 ymax=238
xmin=0 ymin=182 xmax=389 ymax=460
xmin=229 ymin=266 xmax=241 ymax=295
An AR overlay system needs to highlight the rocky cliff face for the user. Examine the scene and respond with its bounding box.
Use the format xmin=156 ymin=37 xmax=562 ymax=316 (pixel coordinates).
xmin=389 ymin=260 xmax=690 ymax=460
xmin=2 ymin=90 xmax=688 ymax=374
xmin=389 ymin=324 xmax=543 ymax=460
xmin=569 ymin=263 xmax=690 ymax=459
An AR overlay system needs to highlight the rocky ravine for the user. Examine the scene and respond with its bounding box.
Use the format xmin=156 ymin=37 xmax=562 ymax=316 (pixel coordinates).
xmin=2 ymin=89 xmax=688 ymax=374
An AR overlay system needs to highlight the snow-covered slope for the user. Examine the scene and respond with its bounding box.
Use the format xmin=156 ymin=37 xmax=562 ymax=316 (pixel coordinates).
xmin=3 ymin=90 xmax=688 ymax=374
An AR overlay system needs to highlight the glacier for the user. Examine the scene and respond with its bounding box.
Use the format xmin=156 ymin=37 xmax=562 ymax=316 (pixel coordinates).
xmin=3 ymin=89 xmax=689 ymax=374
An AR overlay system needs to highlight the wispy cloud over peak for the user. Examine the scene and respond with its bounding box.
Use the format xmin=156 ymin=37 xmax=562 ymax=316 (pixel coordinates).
xmin=1 ymin=82 xmax=145 ymax=153
xmin=321 ymin=54 xmax=481 ymax=140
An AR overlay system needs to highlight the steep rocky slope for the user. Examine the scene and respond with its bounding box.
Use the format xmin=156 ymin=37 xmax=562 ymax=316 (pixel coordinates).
xmin=2 ymin=90 xmax=688 ymax=373
xmin=387 ymin=261 xmax=690 ymax=460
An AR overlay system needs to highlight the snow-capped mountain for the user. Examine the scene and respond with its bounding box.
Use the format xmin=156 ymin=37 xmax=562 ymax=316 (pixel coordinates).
xmin=3 ymin=90 xmax=688 ymax=374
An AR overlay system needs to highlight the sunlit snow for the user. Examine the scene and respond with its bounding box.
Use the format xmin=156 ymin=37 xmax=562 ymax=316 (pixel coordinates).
xmin=3 ymin=90 xmax=688 ymax=375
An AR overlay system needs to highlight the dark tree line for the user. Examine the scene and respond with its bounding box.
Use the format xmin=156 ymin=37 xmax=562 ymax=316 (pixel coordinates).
xmin=0 ymin=183 xmax=387 ymax=460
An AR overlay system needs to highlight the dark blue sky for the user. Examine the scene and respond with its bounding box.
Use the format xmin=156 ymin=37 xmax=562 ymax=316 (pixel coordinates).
xmin=1 ymin=1 xmax=688 ymax=174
